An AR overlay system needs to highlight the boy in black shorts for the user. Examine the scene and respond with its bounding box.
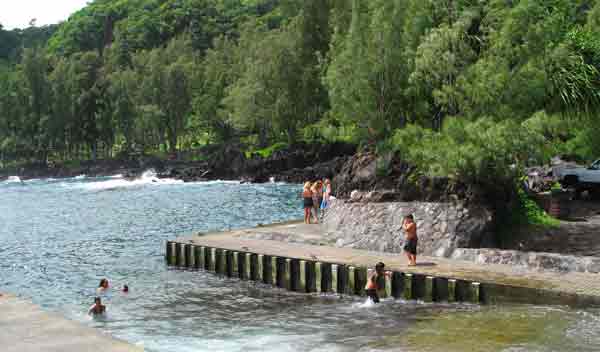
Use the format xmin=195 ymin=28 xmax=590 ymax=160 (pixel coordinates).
xmin=403 ymin=214 xmax=418 ymax=266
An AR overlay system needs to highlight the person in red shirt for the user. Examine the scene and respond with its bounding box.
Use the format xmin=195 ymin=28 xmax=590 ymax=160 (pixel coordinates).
xmin=403 ymin=214 xmax=418 ymax=266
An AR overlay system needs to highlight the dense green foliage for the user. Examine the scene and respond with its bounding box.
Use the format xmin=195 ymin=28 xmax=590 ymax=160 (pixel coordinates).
xmin=1 ymin=0 xmax=599 ymax=183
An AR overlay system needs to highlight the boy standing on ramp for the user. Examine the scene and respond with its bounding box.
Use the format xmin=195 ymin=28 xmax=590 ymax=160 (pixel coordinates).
xmin=403 ymin=214 xmax=418 ymax=266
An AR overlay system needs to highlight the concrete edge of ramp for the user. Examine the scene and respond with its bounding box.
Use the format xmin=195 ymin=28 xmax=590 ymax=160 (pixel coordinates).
xmin=0 ymin=293 xmax=143 ymax=352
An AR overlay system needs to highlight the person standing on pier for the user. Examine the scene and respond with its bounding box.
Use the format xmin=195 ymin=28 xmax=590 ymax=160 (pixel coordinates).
xmin=303 ymin=182 xmax=314 ymax=224
xmin=320 ymin=178 xmax=332 ymax=216
xmin=403 ymin=215 xmax=418 ymax=266
xmin=311 ymin=181 xmax=323 ymax=223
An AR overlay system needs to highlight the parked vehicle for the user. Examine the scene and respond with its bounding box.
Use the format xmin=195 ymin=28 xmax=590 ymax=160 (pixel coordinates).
xmin=557 ymin=159 xmax=600 ymax=195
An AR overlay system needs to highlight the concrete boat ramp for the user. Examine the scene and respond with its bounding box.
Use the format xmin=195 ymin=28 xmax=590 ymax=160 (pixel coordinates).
xmin=0 ymin=294 xmax=141 ymax=352
xmin=169 ymin=222 xmax=600 ymax=307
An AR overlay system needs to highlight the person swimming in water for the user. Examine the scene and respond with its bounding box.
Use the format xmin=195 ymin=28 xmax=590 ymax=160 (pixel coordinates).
xmin=97 ymin=278 xmax=109 ymax=293
xmin=122 ymin=284 xmax=129 ymax=293
xmin=88 ymin=297 xmax=106 ymax=316
xmin=365 ymin=262 xmax=388 ymax=304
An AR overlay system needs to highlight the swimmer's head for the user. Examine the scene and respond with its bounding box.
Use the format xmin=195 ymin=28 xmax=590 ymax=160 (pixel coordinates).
xmin=375 ymin=262 xmax=385 ymax=274
xmin=99 ymin=279 xmax=109 ymax=289
xmin=94 ymin=297 xmax=101 ymax=304
xmin=123 ymin=285 xmax=129 ymax=293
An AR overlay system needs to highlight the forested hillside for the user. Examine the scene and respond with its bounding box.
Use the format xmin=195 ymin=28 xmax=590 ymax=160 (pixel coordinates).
xmin=1 ymin=0 xmax=599 ymax=184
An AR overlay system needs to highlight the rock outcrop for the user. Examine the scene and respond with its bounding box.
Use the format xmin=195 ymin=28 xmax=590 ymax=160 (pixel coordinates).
xmin=332 ymin=151 xmax=493 ymax=204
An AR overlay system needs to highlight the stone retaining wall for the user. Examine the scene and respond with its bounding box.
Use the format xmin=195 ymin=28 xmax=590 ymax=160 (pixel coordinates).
xmin=322 ymin=199 xmax=493 ymax=257
xmin=450 ymin=248 xmax=600 ymax=274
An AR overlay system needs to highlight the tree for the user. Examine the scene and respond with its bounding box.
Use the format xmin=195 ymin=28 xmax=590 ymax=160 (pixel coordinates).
xmin=327 ymin=0 xmax=411 ymax=139
xmin=21 ymin=47 xmax=52 ymax=160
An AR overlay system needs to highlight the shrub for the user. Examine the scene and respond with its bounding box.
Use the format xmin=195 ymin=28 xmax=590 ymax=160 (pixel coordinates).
xmin=245 ymin=142 xmax=289 ymax=159
xmin=391 ymin=117 xmax=547 ymax=185
xmin=509 ymin=185 xmax=560 ymax=228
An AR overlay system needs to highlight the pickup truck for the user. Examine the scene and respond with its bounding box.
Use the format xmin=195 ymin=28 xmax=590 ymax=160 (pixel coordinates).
xmin=557 ymin=159 xmax=600 ymax=192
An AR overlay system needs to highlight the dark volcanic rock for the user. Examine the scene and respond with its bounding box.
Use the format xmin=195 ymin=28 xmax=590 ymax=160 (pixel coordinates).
xmin=1 ymin=142 xmax=357 ymax=184
xmin=333 ymin=151 xmax=488 ymax=204
xmin=239 ymin=142 xmax=355 ymax=183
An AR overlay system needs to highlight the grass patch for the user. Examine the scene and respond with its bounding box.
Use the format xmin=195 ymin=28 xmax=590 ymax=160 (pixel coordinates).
xmin=510 ymin=186 xmax=561 ymax=228
xmin=245 ymin=142 xmax=289 ymax=159
xmin=63 ymin=159 xmax=82 ymax=169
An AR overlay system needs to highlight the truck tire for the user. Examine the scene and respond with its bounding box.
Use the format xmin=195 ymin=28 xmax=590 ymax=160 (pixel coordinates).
xmin=561 ymin=175 xmax=579 ymax=188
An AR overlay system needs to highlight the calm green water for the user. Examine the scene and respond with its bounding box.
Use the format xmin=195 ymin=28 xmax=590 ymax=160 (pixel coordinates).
xmin=1 ymin=174 xmax=599 ymax=351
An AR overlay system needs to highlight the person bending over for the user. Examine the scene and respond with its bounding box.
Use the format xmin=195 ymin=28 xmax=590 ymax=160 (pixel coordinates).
xmin=365 ymin=262 xmax=388 ymax=303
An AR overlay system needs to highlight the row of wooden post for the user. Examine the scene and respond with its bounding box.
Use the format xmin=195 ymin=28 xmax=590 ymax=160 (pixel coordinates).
xmin=166 ymin=241 xmax=481 ymax=303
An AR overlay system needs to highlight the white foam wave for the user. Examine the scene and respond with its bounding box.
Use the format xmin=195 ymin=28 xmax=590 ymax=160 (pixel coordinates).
xmin=354 ymin=299 xmax=378 ymax=309
xmin=77 ymin=169 xmax=183 ymax=191
xmin=74 ymin=175 xmax=86 ymax=180
xmin=5 ymin=176 xmax=23 ymax=183
xmin=186 ymin=180 xmax=241 ymax=185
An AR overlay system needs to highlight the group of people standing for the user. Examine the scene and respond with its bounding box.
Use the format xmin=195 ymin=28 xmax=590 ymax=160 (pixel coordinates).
xmin=302 ymin=178 xmax=332 ymax=224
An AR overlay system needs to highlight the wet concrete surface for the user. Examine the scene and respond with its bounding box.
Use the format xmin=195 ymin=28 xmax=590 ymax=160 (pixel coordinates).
xmin=0 ymin=294 xmax=142 ymax=352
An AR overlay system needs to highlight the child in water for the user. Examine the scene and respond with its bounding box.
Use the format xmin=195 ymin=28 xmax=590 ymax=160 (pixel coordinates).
xmin=365 ymin=262 xmax=388 ymax=304
xmin=88 ymin=297 xmax=106 ymax=316
xmin=97 ymin=278 xmax=110 ymax=293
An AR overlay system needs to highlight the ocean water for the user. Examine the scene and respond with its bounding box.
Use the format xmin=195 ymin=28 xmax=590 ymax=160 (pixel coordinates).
xmin=1 ymin=174 xmax=600 ymax=352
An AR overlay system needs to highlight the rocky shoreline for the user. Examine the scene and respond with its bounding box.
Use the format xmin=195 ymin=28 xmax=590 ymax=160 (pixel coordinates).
xmin=0 ymin=142 xmax=356 ymax=184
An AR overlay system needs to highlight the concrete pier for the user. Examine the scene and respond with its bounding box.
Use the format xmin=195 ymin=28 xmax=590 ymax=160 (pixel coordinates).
xmin=270 ymin=256 xmax=278 ymax=285
xmin=425 ymin=276 xmax=434 ymax=302
xmin=232 ymin=251 xmax=240 ymax=278
xmin=165 ymin=222 xmax=600 ymax=306
xmin=314 ymin=262 xmax=323 ymax=292
xmin=166 ymin=242 xmax=176 ymax=265
xmin=254 ymin=254 xmax=264 ymax=282
xmin=347 ymin=266 xmax=356 ymax=295
xmin=216 ymin=249 xmax=226 ymax=275
xmin=298 ymin=260 xmax=307 ymax=292
xmin=448 ymin=279 xmax=457 ymax=303
xmin=404 ymin=273 xmax=413 ymax=300
xmin=243 ymin=253 xmax=252 ymax=280
xmin=331 ymin=264 xmax=338 ymax=293
xmin=392 ymin=272 xmax=404 ymax=298
xmin=186 ymin=244 xmax=195 ymax=268
xmin=177 ymin=243 xmax=186 ymax=267
xmin=166 ymin=240 xmax=484 ymax=304
xmin=0 ymin=294 xmax=141 ymax=352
